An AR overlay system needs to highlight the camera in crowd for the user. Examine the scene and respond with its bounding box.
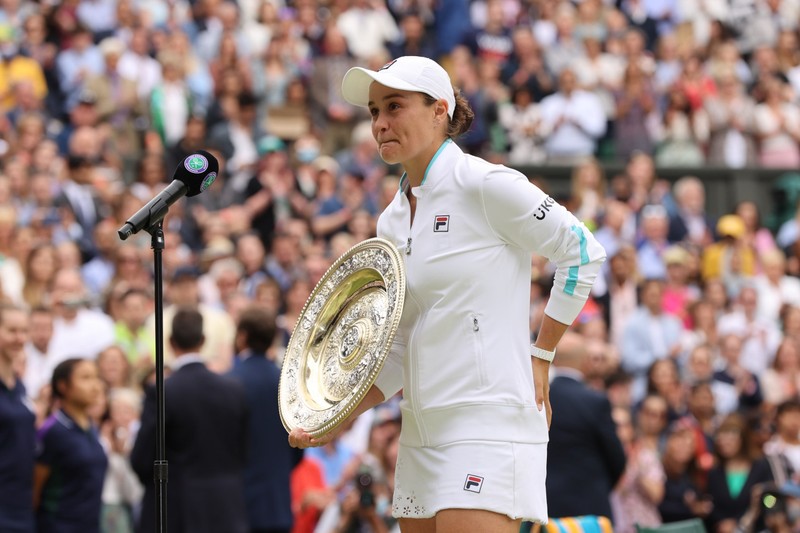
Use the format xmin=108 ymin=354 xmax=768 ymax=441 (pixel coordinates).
xmin=356 ymin=464 xmax=375 ymax=508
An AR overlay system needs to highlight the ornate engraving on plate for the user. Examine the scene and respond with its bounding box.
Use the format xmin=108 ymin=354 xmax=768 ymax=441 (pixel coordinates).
xmin=278 ymin=238 xmax=406 ymax=437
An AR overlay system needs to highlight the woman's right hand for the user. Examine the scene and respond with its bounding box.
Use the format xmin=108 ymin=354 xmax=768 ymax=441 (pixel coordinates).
xmin=288 ymin=426 xmax=340 ymax=449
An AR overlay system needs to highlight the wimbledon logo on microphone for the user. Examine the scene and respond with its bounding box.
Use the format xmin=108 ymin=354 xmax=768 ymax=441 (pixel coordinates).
xmin=185 ymin=154 xmax=209 ymax=174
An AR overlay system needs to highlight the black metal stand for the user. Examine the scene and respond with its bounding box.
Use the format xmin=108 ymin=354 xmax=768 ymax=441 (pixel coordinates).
xmin=148 ymin=222 xmax=168 ymax=533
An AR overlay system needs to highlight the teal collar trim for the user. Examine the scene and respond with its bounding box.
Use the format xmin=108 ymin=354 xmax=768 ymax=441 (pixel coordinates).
xmin=397 ymin=139 xmax=453 ymax=191
xmin=422 ymin=139 xmax=452 ymax=185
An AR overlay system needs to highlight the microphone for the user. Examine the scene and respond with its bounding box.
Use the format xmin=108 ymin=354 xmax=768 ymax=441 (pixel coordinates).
xmin=118 ymin=151 xmax=218 ymax=240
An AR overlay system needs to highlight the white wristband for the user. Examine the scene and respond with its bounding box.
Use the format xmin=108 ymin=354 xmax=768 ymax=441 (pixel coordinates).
xmin=531 ymin=345 xmax=555 ymax=363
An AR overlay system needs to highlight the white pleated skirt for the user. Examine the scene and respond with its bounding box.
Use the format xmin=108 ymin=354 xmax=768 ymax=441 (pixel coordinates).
xmin=392 ymin=440 xmax=549 ymax=523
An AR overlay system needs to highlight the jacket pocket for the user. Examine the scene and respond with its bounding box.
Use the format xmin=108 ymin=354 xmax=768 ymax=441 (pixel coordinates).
xmin=469 ymin=314 xmax=487 ymax=389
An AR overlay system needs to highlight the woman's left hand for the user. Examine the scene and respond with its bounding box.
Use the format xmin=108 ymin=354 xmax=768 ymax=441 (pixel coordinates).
xmin=532 ymin=357 xmax=552 ymax=428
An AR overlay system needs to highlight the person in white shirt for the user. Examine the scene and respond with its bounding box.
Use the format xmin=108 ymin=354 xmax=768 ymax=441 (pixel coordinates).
xmin=22 ymin=306 xmax=55 ymax=401
xmin=539 ymin=68 xmax=607 ymax=164
xmin=754 ymin=248 xmax=800 ymax=325
xmin=288 ymin=56 xmax=606 ymax=532
xmin=47 ymin=269 xmax=115 ymax=375
xmin=717 ymin=284 xmax=782 ymax=376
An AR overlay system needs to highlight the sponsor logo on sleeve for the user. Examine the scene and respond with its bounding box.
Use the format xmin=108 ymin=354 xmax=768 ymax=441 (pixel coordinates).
xmin=464 ymin=474 xmax=484 ymax=493
xmin=533 ymin=196 xmax=555 ymax=220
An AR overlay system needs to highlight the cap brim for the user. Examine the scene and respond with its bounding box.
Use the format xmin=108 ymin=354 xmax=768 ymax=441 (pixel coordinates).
xmin=341 ymin=67 xmax=424 ymax=108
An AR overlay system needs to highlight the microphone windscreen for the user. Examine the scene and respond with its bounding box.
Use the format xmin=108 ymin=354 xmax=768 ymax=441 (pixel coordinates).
xmin=176 ymin=150 xmax=220 ymax=197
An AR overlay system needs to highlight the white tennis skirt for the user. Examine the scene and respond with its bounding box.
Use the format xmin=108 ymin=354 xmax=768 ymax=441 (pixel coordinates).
xmin=392 ymin=440 xmax=548 ymax=523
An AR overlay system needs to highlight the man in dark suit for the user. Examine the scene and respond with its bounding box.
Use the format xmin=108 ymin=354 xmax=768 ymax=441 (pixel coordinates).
xmin=546 ymin=332 xmax=627 ymax=521
xmin=228 ymin=305 xmax=303 ymax=533
xmin=131 ymin=307 xmax=249 ymax=533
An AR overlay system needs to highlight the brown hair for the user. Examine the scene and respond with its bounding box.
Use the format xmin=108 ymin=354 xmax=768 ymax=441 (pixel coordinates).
xmin=423 ymin=89 xmax=474 ymax=139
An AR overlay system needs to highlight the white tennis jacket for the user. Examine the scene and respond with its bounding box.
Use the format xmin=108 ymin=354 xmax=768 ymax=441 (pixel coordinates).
xmin=374 ymin=140 xmax=606 ymax=448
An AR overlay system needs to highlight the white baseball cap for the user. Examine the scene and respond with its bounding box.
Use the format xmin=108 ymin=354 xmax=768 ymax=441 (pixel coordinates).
xmin=341 ymin=56 xmax=456 ymax=119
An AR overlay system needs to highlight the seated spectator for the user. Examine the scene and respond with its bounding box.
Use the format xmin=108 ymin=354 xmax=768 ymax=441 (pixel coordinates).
xmin=754 ymin=249 xmax=800 ymax=324
xmin=701 ymin=215 xmax=757 ymax=295
xmin=661 ymin=245 xmax=701 ymax=327
xmin=636 ymin=204 xmax=671 ymax=280
xmin=667 ymin=176 xmax=713 ymax=247
xmin=645 ymin=358 xmax=687 ymax=423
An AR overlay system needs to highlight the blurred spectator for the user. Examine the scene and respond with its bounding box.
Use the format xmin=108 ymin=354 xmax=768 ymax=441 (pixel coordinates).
xmin=0 ymin=304 xmax=34 ymax=533
xmin=764 ymin=399 xmax=800 ymax=478
xmin=131 ymin=308 xmax=249 ymax=533
xmin=667 ymin=176 xmax=714 ymax=247
xmin=761 ymin=339 xmax=800 ymax=408
xmin=539 ymin=67 xmax=607 ymax=164
xmin=336 ymin=0 xmax=398 ymax=62
xmin=655 ymin=90 xmax=710 ymax=167
xmin=229 ymin=305 xmax=303 ymax=533
xmin=645 ymin=358 xmax=686 ymax=422
xmin=754 ymin=249 xmax=800 ymax=324
xmin=56 ymin=25 xmax=104 ymax=113
xmin=117 ymin=27 xmax=162 ymax=103
xmin=81 ymin=219 xmax=120 ymax=298
xmin=99 ymin=386 xmax=143 ymax=533
xmin=310 ymin=27 xmax=360 ymax=156
xmin=22 ymin=243 xmax=58 ymax=309
xmin=112 ymin=288 xmax=154 ymax=366
xmin=713 ymin=333 xmax=763 ymax=415
xmin=704 ymin=71 xmax=758 ymax=168
xmin=23 ymin=306 xmax=55 ymax=401
xmin=157 ymin=265 xmax=236 ymax=372
xmin=636 ymin=204 xmax=671 ymax=279
xmin=659 ymin=417 xmax=713 ymax=524
xmin=149 ymin=51 xmax=192 ymax=149
xmin=718 ymin=285 xmax=781 ymax=376
xmin=662 ymin=245 xmax=701 ymax=326
xmin=596 ymin=245 xmax=639 ymax=347
xmin=96 ymin=345 xmax=133 ymax=390
xmin=48 ymin=268 xmax=115 ymax=371
xmin=611 ymin=393 xmax=668 ymax=533
xmin=544 ymin=2 xmax=585 ymax=76
xmin=0 ymin=25 xmax=47 ymax=115
xmin=701 ymin=214 xmax=757 ymax=291
xmin=34 ymin=358 xmax=107 ymax=533
xmin=387 ymin=12 xmax=438 ymax=60
xmin=613 ymin=63 xmax=658 ymax=160
xmin=84 ymin=37 xmax=144 ymax=173
xmin=735 ymin=200 xmax=777 ymax=257
xmin=568 ymin=157 xmax=606 ymax=228
xmin=706 ymin=413 xmax=775 ymax=531
xmin=754 ymin=75 xmax=800 ymax=168
xmin=546 ymin=332 xmax=627 ymax=522
xmin=621 ymin=278 xmax=684 ymax=402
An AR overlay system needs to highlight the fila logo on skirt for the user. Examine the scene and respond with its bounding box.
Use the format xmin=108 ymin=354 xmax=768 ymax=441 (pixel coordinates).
xmin=464 ymin=474 xmax=483 ymax=493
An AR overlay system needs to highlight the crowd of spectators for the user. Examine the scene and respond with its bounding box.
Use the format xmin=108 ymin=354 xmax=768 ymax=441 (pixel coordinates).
xmin=6 ymin=0 xmax=800 ymax=531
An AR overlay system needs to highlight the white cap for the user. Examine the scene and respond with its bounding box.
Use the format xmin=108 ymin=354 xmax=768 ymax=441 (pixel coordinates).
xmin=341 ymin=56 xmax=456 ymax=119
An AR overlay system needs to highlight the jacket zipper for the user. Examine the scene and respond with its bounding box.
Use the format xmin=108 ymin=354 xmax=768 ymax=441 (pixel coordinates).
xmin=471 ymin=315 xmax=487 ymax=388
xmin=406 ymin=237 xmax=412 ymax=255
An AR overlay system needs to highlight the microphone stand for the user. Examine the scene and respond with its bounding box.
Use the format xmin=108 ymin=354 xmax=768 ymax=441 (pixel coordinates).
xmin=147 ymin=221 xmax=168 ymax=533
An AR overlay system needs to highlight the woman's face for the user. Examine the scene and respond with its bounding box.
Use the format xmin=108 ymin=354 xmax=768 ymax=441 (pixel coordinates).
xmin=29 ymin=246 xmax=56 ymax=282
xmin=666 ymin=429 xmax=696 ymax=464
xmin=368 ymin=84 xmax=444 ymax=166
xmin=638 ymin=397 xmax=668 ymax=436
xmin=62 ymin=360 xmax=103 ymax=409
xmin=714 ymin=427 xmax=743 ymax=459
xmin=776 ymin=341 xmax=800 ymax=372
